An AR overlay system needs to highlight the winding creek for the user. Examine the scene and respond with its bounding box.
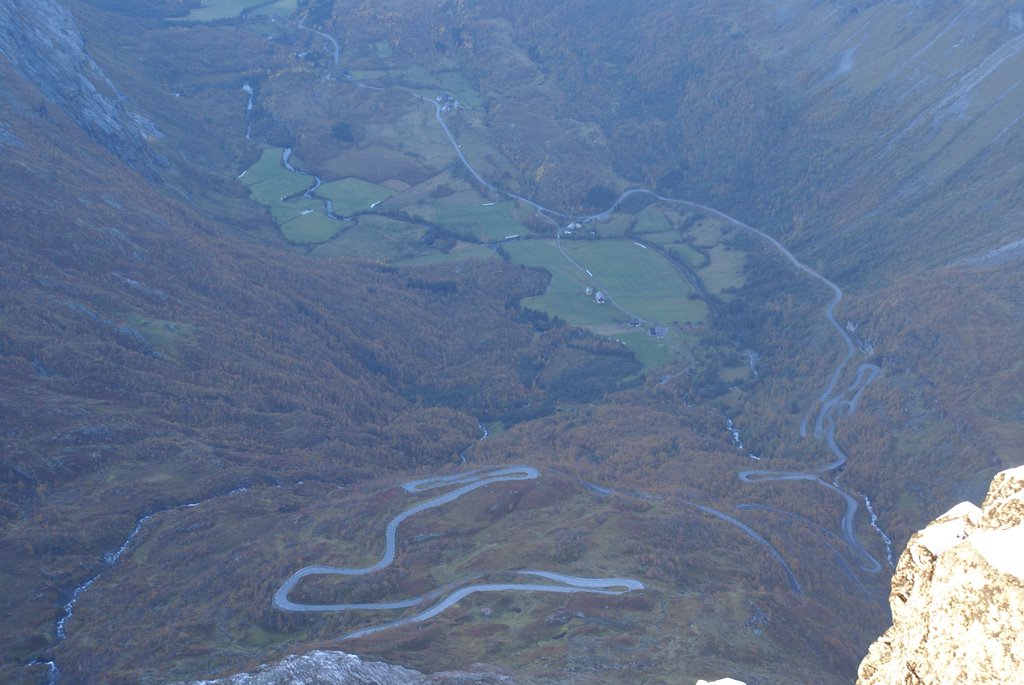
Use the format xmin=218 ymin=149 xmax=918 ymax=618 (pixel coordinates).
xmin=39 ymin=485 xmax=254 ymax=684
xmin=298 ymin=17 xmax=896 ymax=574
xmin=288 ymin=12 xmax=898 ymax=582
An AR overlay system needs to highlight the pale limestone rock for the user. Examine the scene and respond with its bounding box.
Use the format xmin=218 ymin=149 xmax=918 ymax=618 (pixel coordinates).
xmin=857 ymin=465 xmax=1024 ymax=685
xmin=181 ymin=649 xmax=527 ymax=684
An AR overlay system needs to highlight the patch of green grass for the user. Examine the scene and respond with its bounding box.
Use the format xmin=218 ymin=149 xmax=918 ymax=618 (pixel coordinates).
xmin=435 ymin=71 xmax=484 ymax=109
xmin=279 ymin=209 xmax=348 ymax=244
xmin=172 ymin=0 xmax=295 ymax=22
xmin=261 ymin=0 xmax=296 ymax=17
xmin=240 ymin=147 xmax=351 ymax=243
xmin=698 ymin=245 xmax=745 ymax=295
xmin=638 ymin=230 xmax=680 ymax=246
xmin=434 ymin=202 xmax=529 ymax=242
xmin=310 ymin=215 xmax=428 ymax=261
xmin=123 ymin=316 xmax=195 ymax=359
xmin=560 ymin=240 xmax=706 ymax=325
xmin=318 ymin=178 xmax=394 ymax=216
xmin=396 ymin=242 xmax=498 ymax=266
xmin=687 ymin=219 xmax=724 ymax=247
xmin=347 ymin=69 xmax=389 ymax=81
xmin=673 ymin=243 xmax=707 ymax=269
xmin=613 ymin=330 xmax=677 ymax=369
xmin=504 ymin=240 xmax=619 ymax=327
xmin=590 ymin=213 xmax=633 ymax=238
xmin=238 ymin=16 xmax=288 ymax=37
xmin=239 ymin=147 xmax=290 ymax=186
xmin=632 ymin=206 xmax=674 ymax=234
xmin=249 ymin=174 xmax=311 ymax=208
xmin=353 ymin=65 xmax=439 ymax=88
xmin=240 ymin=148 xmax=312 ymax=208
xmin=503 ymin=239 xmax=704 ymax=368
xmin=267 ymin=196 xmax=318 ymax=225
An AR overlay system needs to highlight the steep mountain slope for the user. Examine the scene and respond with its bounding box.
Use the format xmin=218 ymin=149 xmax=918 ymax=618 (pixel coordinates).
xmin=394 ymin=0 xmax=1024 ymax=548
xmin=0 ymin=3 xmax=648 ymax=681
xmin=0 ymin=0 xmax=152 ymax=166
xmin=3 ymin=0 xmax=1023 ymax=683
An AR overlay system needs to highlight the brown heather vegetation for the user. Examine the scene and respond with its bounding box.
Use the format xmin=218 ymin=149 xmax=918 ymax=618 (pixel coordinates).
xmin=3 ymin=0 xmax=1023 ymax=683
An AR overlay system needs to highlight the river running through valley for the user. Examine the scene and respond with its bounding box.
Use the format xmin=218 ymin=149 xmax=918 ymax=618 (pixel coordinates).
xmin=290 ymin=14 xmax=895 ymax=575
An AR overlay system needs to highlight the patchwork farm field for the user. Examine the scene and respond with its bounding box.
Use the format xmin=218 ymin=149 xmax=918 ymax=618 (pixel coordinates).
xmin=504 ymin=239 xmax=704 ymax=327
xmin=232 ymin=50 xmax=744 ymax=373
xmin=319 ymin=178 xmax=393 ymax=217
xmin=433 ymin=201 xmax=530 ymax=242
xmin=240 ymin=148 xmax=347 ymax=244
xmin=502 ymin=239 xmax=702 ymax=368
xmin=560 ymin=240 xmax=707 ymax=325
xmin=174 ymin=0 xmax=297 ymax=22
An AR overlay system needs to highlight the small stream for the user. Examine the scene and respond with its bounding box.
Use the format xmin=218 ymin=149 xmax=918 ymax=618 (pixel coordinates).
xmin=285 ymin=13 xmax=898 ymax=582
xmin=242 ymin=82 xmax=254 ymax=140
xmin=37 ymin=487 xmax=251 ymax=684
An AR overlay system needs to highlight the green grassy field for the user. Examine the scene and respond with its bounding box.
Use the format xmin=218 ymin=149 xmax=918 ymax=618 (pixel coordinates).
xmin=318 ymin=178 xmax=394 ymax=216
xmin=396 ymin=242 xmax=498 ymax=266
xmin=310 ymin=215 xmax=428 ymax=261
xmin=240 ymin=147 xmax=292 ymax=184
xmin=611 ymin=328 xmax=679 ymax=369
xmin=279 ymin=209 xmax=348 ymax=244
xmin=123 ymin=315 xmax=195 ymax=360
xmin=504 ymin=240 xmax=618 ymax=327
xmin=240 ymin=148 xmax=350 ymax=243
xmin=590 ymin=213 xmax=634 ymax=238
xmin=502 ymin=238 xmax=705 ymax=367
xmin=435 ymin=71 xmax=484 ymax=109
xmin=560 ymin=240 xmax=707 ymax=324
xmin=698 ymin=244 xmax=745 ymax=295
xmin=434 ymin=201 xmax=529 ymax=242
xmin=687 ymin=219 xmax=726 ymax=247
xmin=632 ymin=206 xmax=675 ymax=234
xmin=505 ymin=240 xmax=708 ymax=325
xmin=642 ymin=233 xmax=707 ymax=268
xmin=174 ymin=0 xmax=296 ymax=22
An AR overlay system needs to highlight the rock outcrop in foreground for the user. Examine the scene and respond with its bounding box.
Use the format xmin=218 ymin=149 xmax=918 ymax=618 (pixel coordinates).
xmin=186 ymin=650 xmax=526 ymax=685
xmin=857 ymin=465 xmax=1024 ymax=684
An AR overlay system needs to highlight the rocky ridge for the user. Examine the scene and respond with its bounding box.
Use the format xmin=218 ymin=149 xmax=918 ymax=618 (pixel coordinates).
xmin=183 ymin=650 xmax=754 ymax=685
xmin=0 ymin=0 xmax=154 ymax=165
xmin=182 ymin=650 xmax=529 ymax=685
xmin=857 ymin=465 xmax=1024 ymax=684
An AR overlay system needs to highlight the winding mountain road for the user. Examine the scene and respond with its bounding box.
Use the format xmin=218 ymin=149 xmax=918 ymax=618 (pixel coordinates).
xmin=273 ymin=466 xmax=644 ymax=639
xmin=290 ymin=13 xmax=896 ymax=576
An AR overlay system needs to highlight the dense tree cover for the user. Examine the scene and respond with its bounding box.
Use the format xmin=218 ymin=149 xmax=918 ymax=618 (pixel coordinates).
xmin=0 ymin=53 xmax=644 ymax=675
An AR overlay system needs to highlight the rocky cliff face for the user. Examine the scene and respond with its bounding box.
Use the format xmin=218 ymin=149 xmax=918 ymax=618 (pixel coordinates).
xmin=0 ymin=0 xmax=154 ymax=165
xmin=187 ymin=651 xmax=755 ymax=685
xmin=857 ymin=466 xmax=1024 ymax=685
xmin=183 ymin=650 xmax=530 ymax=685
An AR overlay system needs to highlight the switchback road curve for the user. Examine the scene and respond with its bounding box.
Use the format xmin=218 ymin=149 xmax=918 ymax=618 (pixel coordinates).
xmin=293 ymin=12 xmax=896 ymax=575
xmin=273 ymin=466 xmax=644 ymax=640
